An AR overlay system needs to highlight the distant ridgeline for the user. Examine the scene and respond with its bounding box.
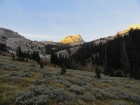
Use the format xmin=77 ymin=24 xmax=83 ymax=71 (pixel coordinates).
xmin=51 ymin=28 xmax=140 ymax=79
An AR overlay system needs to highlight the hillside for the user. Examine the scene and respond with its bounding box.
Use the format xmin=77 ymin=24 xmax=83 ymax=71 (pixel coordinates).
xmin=6 ymin=38 xmax=46 ymax=53
xmin=0 ymin=28 xmax=46 ymax=54
xmin=0 ymin=52 xmax=140 ymax=105
xmin=0 ymin=28 xmax=25 ymax=44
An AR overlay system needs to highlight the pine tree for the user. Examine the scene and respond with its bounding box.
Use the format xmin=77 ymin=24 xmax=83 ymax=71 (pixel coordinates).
xmin=103 ymin=67 xmax=108 ymax=76
xmin=16 ymin=46 xmax=22 ymax=61
xmin=67 ymin=49 xmax=71 ymax=55
xmin=98 ymin=52 xmax=103 ymax=65
xmin=91 ymin=54 xmax=95 ymax=64
xmin=24 ymin=53 xmax=28 ymax=62
xmin=110 ymin=68 xmax=115 ymax=77
xmin=124 ymin=36 xmax=138 ymax=77
xmin=61 ymin=63 xmax=66 ymax=75
xmin=95 ymin=54 xmax=100 ymax=65
xmin=40 ymin=59 xmax=44 ymax=69
xmin=12 ymin=52 xmax=14 ymax=61
xmin=21 ymin=52 xmax=25 ymax=61
xmin=95 ymin=67 xmax=101 ymax=79
xmin=120 ymin=40 xmax=131 ymax=76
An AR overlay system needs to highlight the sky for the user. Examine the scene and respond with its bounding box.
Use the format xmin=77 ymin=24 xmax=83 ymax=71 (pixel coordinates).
xmin=0 ymin=0 xmax=140 ymax=42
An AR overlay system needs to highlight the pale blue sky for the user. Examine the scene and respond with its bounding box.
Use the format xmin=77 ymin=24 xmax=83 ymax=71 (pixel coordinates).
xmin=0 ymin=0 xmax=140 ymax=42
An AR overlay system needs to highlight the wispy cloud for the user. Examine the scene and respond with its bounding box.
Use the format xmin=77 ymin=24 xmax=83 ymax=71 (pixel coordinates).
xmin=20 ymin=33 xmax=58 ymax=41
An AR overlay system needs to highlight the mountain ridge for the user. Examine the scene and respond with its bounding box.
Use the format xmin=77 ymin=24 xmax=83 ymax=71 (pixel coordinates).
xmin=0 ymin=28 xmax=46 ymax=53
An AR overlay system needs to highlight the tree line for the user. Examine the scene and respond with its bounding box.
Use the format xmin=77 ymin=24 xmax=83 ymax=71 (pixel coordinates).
xmin=16 ymin=46 xmax=40 ymax=63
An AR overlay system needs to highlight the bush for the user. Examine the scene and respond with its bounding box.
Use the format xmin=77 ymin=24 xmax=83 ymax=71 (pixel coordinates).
xmin=0 ymin=62 xmax=5 ymax=67
xmin=113 ymin=100 xmax=129 ymax=105
xmin=9 ymin=72 xmax=19 ymax=76
xmin=25 ymin=67 xmax=40 ymax=72
xmin=75 ymin=80 xmax=87 ymax=86
xmin=92 ymin=88 xmax=117 ymax=99
xmin=92 ymin=88 xmax=140 ymax=104
xmin=14 ymin=85 xmax=75 ymax=105
xmin=82 ymin=85 xmax=92 ymax=91
xmin=35 ymin=77 xmax=50 ymax=84
xmin=51 ymin=75 xmax=72 ymax=87
xmin=92 ymin=82 xmax=97 ymax=85
xmin=56 ymin=80 xmax=72 ymax=87
xmin=81 ymin=93 xmax=95 ymax=102
xmin=4 ymin=64 xmax=22 ymax=71
xmin=69 ymin=85 xmax=84 ymax=95
xmin=62 ymin=81 xmax=72 ymax=87
xmin=51 ymin=88 xmax=75 ymax=103
xmin=9 ymin=72 xmax=31 ymax=77
xmin=78 ymin=75 xmax=93 ymax=82
xmin=30 ymin=95 xmax=49 ymax=105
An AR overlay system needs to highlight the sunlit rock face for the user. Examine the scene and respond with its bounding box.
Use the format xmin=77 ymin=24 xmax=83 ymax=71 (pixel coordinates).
xmin=118 ymin=24 xmax=140 ymax=35
xmin=60 ymin=34 xmax=85 ymax=44
xmin=126 ymin=24 xmax=140 ymax=30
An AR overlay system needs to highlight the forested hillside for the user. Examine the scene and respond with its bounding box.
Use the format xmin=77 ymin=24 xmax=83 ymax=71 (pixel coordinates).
xmin=51 ymin=29 xmax=140 ymax=79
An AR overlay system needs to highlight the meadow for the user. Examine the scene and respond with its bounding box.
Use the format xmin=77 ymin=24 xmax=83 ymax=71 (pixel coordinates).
xmin=0 ymin=53 xmax=140 ymax=105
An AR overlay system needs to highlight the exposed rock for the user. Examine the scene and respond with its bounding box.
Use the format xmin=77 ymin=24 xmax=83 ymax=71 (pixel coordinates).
xmin=60 ymin=34 xmax=85 ymax=44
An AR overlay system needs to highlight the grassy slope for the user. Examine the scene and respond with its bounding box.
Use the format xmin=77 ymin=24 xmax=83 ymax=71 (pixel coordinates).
xmin=0 ymin=52 xmax=140 ymax=105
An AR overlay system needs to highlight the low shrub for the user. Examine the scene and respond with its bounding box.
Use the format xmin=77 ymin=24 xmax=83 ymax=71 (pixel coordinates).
xmin=35 ymin=76 xmax=50 ymax=84
xmin=24 ymin=67 xmax=41 ymax=72
xmin=92 ymin=81 xmax=97 ymax=85
xmin=4 ymin=65 xmax=21 ymax=71
xmin=56 ymin=80 xmax=71 ymax=87
xmin=113 ymin=100 xmax=129 ymax=105
xmin=14 ymin=85 xmax=75 ymax=105
xmin=9 ymin=72 xmax=19 ymax=76
xmin=75 ymin=80 xmax=87 ymax=86
xmin=92 ymin=88 xmax=140 ymax=104
xmin=9 ymin=72 xmax=31 ymax=77
xmin=82 ymin=85 xmax=92 ymax=91
xmin=78 ymin=75 xmax=93 ymax=83
xmin=81 ymin=93 xmax=95 ymax=102
xmin=69 ymin=85 xmax=84 ymax=95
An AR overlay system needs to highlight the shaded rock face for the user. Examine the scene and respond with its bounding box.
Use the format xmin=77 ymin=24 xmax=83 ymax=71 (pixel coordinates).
xmin=0 ymin=28 xmax=26 ymax=44
xmin=0 ymin=28 xmax=25 ymax=41
xmin=6 ymin=38 xmax=46 ymax=53
xmin=0 ymin=28 xmax=45 ymax=53
xmin=60 ymin=34 xmax=85 ymax=44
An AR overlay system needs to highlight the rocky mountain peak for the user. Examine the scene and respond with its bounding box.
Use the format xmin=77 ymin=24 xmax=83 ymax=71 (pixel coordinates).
xmin=60 ymin=34 xmax=85 ymax=44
